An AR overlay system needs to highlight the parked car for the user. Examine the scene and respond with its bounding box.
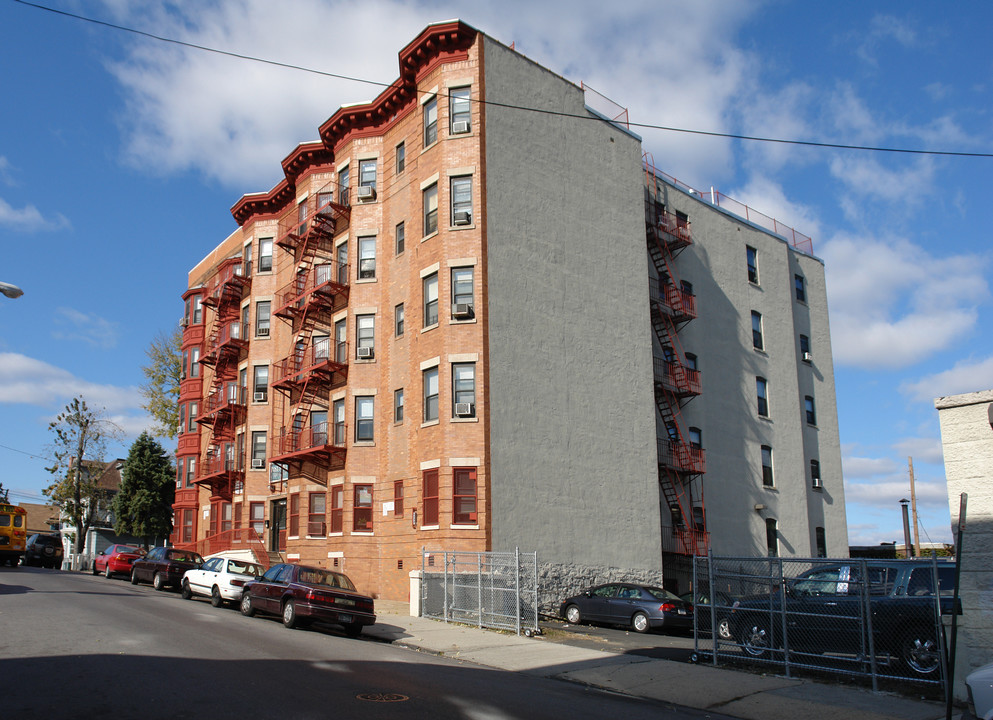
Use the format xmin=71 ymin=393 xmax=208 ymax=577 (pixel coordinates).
xmin=92 ymin=544 xmax=144 ymax=578
xmin=130 ymin=547 xmax=204 ymax=590
xmin=182 ymin=556 xmax=265 ymax=607
xmin=966 ymin=661 xmax=993 ymax=720
xmin=680 ymin=589 xmax=735 ymax=640
xmin=728 ymin=560 xmax=957 ymax=677
xmin=22 ymin=534 xmax=63 ymax=569
xmin=559 ymin=583 xmax=694 ymax=634
xmin=239 ymin=562 xmax=376 ymax=636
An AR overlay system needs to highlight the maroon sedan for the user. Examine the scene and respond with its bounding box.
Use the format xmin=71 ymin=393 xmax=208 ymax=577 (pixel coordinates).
xmin=239 ymin=562 xmax=375 ymax=636
xmin=92 ymin=544 xmax=144 ymax=579
xmin=131 ymin=546 xmax=204 ymax=591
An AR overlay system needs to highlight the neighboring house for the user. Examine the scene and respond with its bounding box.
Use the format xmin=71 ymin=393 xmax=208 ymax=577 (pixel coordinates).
xmin=174 ymin=19 xmax=847 ymax=602
xmin=20 ymin=502 xmax=60 ymax=535
xmin=934 ymin=389 xmax=993 ymax=701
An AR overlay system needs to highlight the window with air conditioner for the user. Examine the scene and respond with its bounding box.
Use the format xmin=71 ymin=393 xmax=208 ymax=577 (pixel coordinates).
xmin=452 ymin=363 xmax=476 ymax=418
xmin=358 ymin=158 xmax=376 ymax=196
xmin=451 ymin=267 xmax=473 ymax=318
xmin=450 ymin=176 xmax=472 ymax=227
xmin=356 ymin=314 xmax=374 ymax=358
xmin=255 ymin=301 xmax=270 ymax=337
xmin=800 ymin=334 xmax=811 ymax=362
xmin=251 ymin=431 xmax=266 ymax=469
xmin=356 ymin=185 xmax=376 ymax=201
xmin=449 ymin=86 xmax=471 ymax=134
xmin=253 ymin=365 xmax=268 ymax=402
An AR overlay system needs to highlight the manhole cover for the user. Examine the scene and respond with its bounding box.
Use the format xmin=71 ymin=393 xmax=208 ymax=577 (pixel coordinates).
xmin=356 ymin=693 xmax=409 ymax=703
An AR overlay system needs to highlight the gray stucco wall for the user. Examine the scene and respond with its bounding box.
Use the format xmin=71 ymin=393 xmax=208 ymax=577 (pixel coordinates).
xmin=481 ymin=37 xmax=663 ymax=574
xmin=660 ymin=184 xmax=848 ymax=559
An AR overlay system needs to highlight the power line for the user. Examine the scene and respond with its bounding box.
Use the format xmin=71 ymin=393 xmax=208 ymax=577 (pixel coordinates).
xmin=13 ymin=0 xmax=993 ymax=159
xmin=0 ymin=442 xmax=52 ymax=463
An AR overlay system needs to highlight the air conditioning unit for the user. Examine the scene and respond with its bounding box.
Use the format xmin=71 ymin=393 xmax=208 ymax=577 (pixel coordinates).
xmin=453 ymin=211 xmax=472 ymax=226
xmin=251 ymin=458 xmax=265 ymax=469
xmin=356 ymin=346 xmax=374 ymax=359
xmin=451 ymin=303 xmax=473 ymax=319
xmin=452 ymin=120 xmax=470 ymax=134
xmin=254 ymin=391 xmax=267 ymax=402
xmin=803 ymin=351 xmax=812 ymax=362
xmin=812 ymin=477 xmax=823 ymax=489
xmin=356 ymin=185 xmax=376 ymax=201
xmin=256 ymin=326 xmax=269 ymax=337
xmin=455 ymin=402 xmax=475 ymax=417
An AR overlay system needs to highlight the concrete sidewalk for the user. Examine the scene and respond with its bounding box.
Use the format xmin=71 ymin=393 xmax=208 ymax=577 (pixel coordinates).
xmin=365 ymin=601 xmax=952 ymax=720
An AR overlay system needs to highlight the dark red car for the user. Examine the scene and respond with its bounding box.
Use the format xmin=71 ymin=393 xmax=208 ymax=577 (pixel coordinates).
xmin=92 ymin=544 xmax=144 ymax=578
xmin=239 ymin=562 xmax=375 ymax=636
xmin=130 ymin=546 xmax=204 ymax=591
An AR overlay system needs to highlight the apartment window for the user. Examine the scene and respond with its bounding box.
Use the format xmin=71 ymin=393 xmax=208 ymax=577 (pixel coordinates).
xmin=756 ymin=377 xmax=769 ymax=417
xmin=761 ymin=445 xmax=774 ymax=487
xmin=289 ymin=493 xmax=300 ymax=536
xmin=800 ymin=334 xmax=811 ymax=362
xmin=451 ymin=266 xmax=473 ymax=312
xmin=192 ymin=295 xmax=203 ymax=324
xmin=766 ymin=518 xmax=779 ymax=557
xmin=179 ymin=404 xmax=185 ymax=435
xmin=751 ymin=311 xmax=764 ymax=350
xmin=249 ymin=502 xmax=264 ymax=537
xmin=423 ymin=272 xmax=438 ymax=327
xmin=815 ymin=527 xmax=827 ymax=558
xmin=395 ymin=141 xmax=405 ymax=174
xmin=394 ymin=388 xmax=404 ymax=423
xmin=336 ymin=241 xmax=349 ymax=286
xmin=684 ymin=352 xmax=698 ymax=371
xmin=308 ymin=492 xmax=326 ymax=536
xmin=338 ymin=165 xmax=350 ymax=205
xmin=353 ymin=484 xmax=373 ymax=532
xmin=190 ymin=347 xmax=200 ymax=377
xmin=251 ymin=431 xmax=266 ymax=469
xmin=395 ymin=221 xmax=405 ymax=255
xmin=689 ymin=427 xmax=702 ymax=449
xmin=811 ymin=459 xmax=822 ymax=488
xmin=187 ymin=401 xmax=198 ymax=433
xmin=259 ymin=238 xmax=273 ymax=273
xmin=453 ymin=468 xmax=477 ymax=525
xmin=182 ymin=509 xmax=194 ymax=543
xmin=330 ymin=486 xmax=343 ymax=533
xmin=334 ymin=319 xmax=347 ymax=364
xmin=353 ymin=396 xmax=374 ymax=442
xmin=186 ymin=456 xmax=196 ymax=487
xmin=450 ymin=176 xmax=472 ymax=225
xmin=243 ymin=243 xmax=253 ymax=278
xmin=423 ymin=182 xmax=438 ymax=236
xmin=394 ymin=480 xmax=404 ymax=517
xmin=449 ymin=86 xmax=471 ymax=133
xmin=795 ymin=274 xmax=806 ymax=302
xmin=423 ymin=96 xmax=438 ymax=147
xmin=358 ymin=236 xmax=376 ymax=279
xmin=358 ymin=159 xmax=377 ymax=192
xmin=746 ymin=246 xmax=758 ymax=284
xmin=332 ymin=399 xmax=345 ymax=446
xmin=805 ymin=395 xmax=817 ymax=425
xmin=395 ymin=303 xmax=405 ymax=337
xmin=423 ymin=469 xmax=439 ymax=526
xmin=452 ymin=363 xmax=476 ymax=417
xmin=255 ymin=301 xmax=270 ymax=337
xmin=423 ymin=367 xmax=439 ymax=422
xmin=356 ymin=314 xmax=374 ymax=358
xmin=253 ymin=365 xmax=268 ymax=402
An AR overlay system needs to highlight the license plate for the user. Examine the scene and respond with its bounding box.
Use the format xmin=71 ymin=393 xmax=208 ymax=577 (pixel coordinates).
xmin=677 ymin=609 xmax=687 ymax=615
xmin=337 ymin=613 xmax=353 ymax=624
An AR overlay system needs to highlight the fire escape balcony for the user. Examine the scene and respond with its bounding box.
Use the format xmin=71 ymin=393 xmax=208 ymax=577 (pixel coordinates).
xmin=274 ymin=262 xmax=349 ymax=321
xmin=272 ymin=341 xmax=349 ymax=393
xmin=657 ymin=437 xmax=706 ymax=475
xmin=201 ymin=257 xmax=250 ymax=311
xmin=653 ymin=356 xmax=701 ymax=399
xmin=650 ymin=207 xmax=692 ymax=252
xmin=270 ymin=422 xmax=346 ymax=468
xmin=196 ymin=383 xmax=247 ymax=427
xmin=199 ymin=321 xmax=248 ymax=368
xmin=195 ymin=453 xmax=244 ymax=501
xmin=275 ymin=182 xmax=350 ymax=258
xmin=649 ymin=276 xmax=696 ymax=323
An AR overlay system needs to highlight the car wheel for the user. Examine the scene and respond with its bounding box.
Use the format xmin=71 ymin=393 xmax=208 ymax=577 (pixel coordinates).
xmin=181 ymin=580 xmax=193 ymax=600
xmin=240 ymin=592 xmax=256 ymax=617
xmin=343 ymin=622 xmax=362 ymax=638
xmin=130 ymin=569 xmax=140 ymax=585
xmin=152 ymin=572 xmax=166 ymax=591
xmin=210 ymin=586 xmax=224 ymax=608
xmin=718 ymin=618 xmax=733 ymax=641
xmin=631 ymin=611 xmax=650 ymax=634
xmin=282 ymin=600 xmax=299 ymax=629
xmin=565 ymin=604 xmax=582 ymax=625
xmin=900 ymin=627 xmax=941 ymax=676
xmin=741 ymin=623 xmax=772 ymax=657
xmin=91 ymin=562 xmax=99 ymax=576
xmin=105 ymin=566 xmax=113 ymax=579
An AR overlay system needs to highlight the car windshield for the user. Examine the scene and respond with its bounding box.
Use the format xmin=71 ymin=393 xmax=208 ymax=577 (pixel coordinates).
xmin=296 ymin=568 xmax=356 ymax=591
xmin=117 ymin=546 xmax=140 ymax=554
xmin=643 ymin=586 xmax=682 ymax=602
xmin=166 ymin=550 xmax=203 ymax=563
xmin=229 ymin=560 xmax=263 ymax=576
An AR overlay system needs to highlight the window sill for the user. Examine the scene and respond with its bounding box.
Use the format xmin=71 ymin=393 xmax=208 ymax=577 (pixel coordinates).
xmin=355 ymin=277 xmax=377 ymax=284
xmin=420 ymin=525 xmax=440 ymax=531
xmin=288 ymin=535 xmax=300 ymax=541
xmin=305 ymin=535 xmax=326 ymax=540
xmin=351 ymin=531 xmax=374 ymax=536
xmin=421 ymin=419 xmax=440 ymax=428
xmin=449 ymin=317 xmax=477 ymax=325
xmin=421 ymin=141 xmax=439 ymax=154
xmin=354 ymin=357 xmax=376 ymax=364
xmin=421 ymin=230 xmax=439 ymax=243
xmin=753 ymin=348 xmax=767 ymax=356
xmin=451 ymin=416 xmax=478 ymax=423
xmin=451 ymin=524 xmax=479 ymax=530
xmin=758 ymin=415 xmax=772 ymax=422
xmin=253 ymin=335 xmax=270 ymax=341
xmin=449 ymin=223 xmax=476 ymax=231
xmin=762 ymin=486 xmax=778 ymax=493
xmin=329 ymin=532 xmax=343 ymax=537
xmin=353 ymin=440 xmax=376 ymax=447
xmin=421 ymin=323 xmax=439 ymax=334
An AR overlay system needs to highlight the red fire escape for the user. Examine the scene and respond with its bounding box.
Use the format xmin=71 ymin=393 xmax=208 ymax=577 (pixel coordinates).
xmin=196 ymin=256 xmax=250 ymax=501
xmin=646 ymin=159 xmax=708 ymax=557
xmin=270 ymin=180 xmax=350 ymax=481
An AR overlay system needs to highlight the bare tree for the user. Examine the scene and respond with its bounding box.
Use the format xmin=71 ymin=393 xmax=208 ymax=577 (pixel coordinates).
xmin=140 ymin=326 xmax=183 ymax=440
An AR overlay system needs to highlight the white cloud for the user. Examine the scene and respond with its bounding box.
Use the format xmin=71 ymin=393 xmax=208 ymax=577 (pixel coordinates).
xmin=891 ymin=436 xmax=944 ymax=466
xmin=0 ymin=156 xmax=14 ymax=186
xmin=843 ymin=455 xmax=900 ymax=479
xmin=726 ymin=175 xmax=822 ymax=243
xmin=52 ymin=308 xmax=120 ymax=349
xmin=843 ymin=475 xmax=949 ymax=509
xmin=0 ymin=197 xmax=70 ymax=232
xmin=901 ymin=356 xmax=993 ymax=402
xmin=0 ymin=352 xmax=140 ymax=411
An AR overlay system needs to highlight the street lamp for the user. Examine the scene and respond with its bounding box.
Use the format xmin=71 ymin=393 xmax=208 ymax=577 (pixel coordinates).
xmin=0 ymin=281 xmax=24 ymax=299
xmin=899 ymin=498 xmax=914 ymax=558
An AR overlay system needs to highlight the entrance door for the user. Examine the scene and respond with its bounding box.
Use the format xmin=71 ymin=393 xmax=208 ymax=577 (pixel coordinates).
xmin=270 ymin=499 xmax=287 ymax=552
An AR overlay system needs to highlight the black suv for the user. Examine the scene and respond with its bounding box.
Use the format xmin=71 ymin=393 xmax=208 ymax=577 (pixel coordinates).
xmin=23 ymin=534 xmax=64 ymax=569
xmin=728 ymin=560 xmax=956 ymax=677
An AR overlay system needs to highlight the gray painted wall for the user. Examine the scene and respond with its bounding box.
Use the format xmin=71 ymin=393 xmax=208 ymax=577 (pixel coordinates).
xmin=482 ymin=37 xmax=664 ymax=573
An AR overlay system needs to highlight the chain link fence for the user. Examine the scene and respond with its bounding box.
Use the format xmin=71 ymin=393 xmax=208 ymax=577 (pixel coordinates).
xmin=420 ymin=548 xmax=539 ymax=636
xmin=691 ymin=555 xmax=955 ymax=692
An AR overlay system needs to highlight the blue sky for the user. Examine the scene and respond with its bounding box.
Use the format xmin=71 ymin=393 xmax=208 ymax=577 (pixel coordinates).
xmin=2 ymin=0 xmax=991 ymax=548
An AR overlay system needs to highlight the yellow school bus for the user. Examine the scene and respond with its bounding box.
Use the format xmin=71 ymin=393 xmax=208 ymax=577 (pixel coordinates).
xmin=0 ymin=503 xmax=28 ymax=567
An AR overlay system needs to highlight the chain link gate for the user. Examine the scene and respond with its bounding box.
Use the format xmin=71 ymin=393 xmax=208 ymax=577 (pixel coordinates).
xmin=420 ymin=548 xmax=539 ymax=635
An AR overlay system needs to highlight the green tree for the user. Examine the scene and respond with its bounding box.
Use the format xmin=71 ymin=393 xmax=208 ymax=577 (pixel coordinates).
xmin=113 ymin=432 xmax=175 ymax=547
xmin=0 ymin=482 xmax=9 ymax=503
xmin=45 ymin=396 xmax=121 ymax=558
xmin=140 ymin=326 xmax=183 ymax=440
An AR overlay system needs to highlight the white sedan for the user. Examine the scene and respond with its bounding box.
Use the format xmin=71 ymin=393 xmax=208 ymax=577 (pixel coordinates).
xmin=181 ymin=556 xmax=265 ymax=607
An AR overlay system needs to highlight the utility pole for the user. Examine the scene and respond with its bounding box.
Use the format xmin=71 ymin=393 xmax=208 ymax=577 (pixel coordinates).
xmin=908 ymin=457 xmax=921 ymax=557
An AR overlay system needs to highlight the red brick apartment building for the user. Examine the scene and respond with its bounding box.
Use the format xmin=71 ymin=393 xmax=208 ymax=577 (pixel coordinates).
xmin=175 ymin=20 xmax=847 ymax=601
